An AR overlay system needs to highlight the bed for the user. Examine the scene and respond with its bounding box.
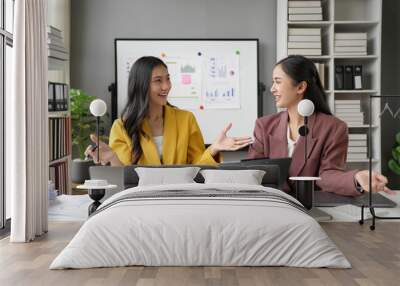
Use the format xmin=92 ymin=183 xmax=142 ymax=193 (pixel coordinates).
xmin=50 ymin=165 xmax=350 ymax=269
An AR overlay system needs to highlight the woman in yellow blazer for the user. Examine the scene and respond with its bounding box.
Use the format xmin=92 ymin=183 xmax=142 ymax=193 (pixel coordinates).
xmin=86 ymin=56 xmax=252 ymax=166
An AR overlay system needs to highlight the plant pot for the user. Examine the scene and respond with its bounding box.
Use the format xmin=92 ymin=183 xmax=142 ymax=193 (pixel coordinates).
xmin=71 ymin=159 xmax=96 ymax=184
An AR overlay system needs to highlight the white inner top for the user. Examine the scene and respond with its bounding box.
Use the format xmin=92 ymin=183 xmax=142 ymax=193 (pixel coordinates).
xmin=153 ymin=136 xmax=163 ymax=159
xmin=287 ymin=126 xmax=299 ymax=158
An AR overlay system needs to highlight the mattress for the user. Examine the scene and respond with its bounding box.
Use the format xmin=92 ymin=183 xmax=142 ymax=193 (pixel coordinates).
xmin=50 ymin=183 xmax=350 ymax=269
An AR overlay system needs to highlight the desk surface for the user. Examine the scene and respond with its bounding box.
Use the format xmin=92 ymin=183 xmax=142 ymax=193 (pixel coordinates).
xmin=314 ymin=191 xmax=398 ymax=208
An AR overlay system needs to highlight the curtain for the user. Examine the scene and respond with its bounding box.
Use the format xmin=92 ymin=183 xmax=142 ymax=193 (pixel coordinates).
xmin=7 ymin=0 xmax=49 ymax=242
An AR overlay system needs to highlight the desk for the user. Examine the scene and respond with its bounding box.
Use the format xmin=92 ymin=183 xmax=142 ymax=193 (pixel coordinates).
xmin=315 ymin=191 xmax=400 ymax=223
xmin=314 ymin=191 xmax=397 ymax=208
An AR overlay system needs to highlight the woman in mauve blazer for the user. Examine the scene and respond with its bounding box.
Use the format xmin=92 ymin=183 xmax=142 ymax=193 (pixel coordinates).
xmin=85 ymin=56 xmax=252 ymax=166
xmin=248 ymin=55 xmax=392 ymax=197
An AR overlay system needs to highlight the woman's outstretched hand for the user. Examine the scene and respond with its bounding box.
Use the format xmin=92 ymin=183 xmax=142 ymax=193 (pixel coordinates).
xmin=209 ymin=123 xmax=253 ymax=156
xmin=354 ymin=170 xmax=395 ymax=194
xmin=84 ymin=134 xmax=122 ymax=166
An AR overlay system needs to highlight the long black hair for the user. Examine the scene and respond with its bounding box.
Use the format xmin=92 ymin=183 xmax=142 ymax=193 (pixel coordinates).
xmin=276 ymin=55 xmax=332 ymax=115
xmin=121 ymin=56 xmax=168 ymax=163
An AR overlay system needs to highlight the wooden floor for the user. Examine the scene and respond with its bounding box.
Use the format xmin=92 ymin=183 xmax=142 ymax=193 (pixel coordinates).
xmin=0 ymin=221 xmax=399 ymax=286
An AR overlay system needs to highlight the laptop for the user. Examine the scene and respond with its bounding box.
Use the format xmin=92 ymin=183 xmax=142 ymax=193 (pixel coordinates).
xmin=238 ymin=157 xmax=291 ymax=188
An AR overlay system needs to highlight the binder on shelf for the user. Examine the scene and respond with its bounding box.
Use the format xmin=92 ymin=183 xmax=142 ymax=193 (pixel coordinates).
xmin=49 ymin=82 xmax=69 ymax=112
xmin=48 ymin=83 xmax=55 ymax=111
xmin=63 ymin=84 xmax=69 ymax=110
xmin=344 ymin=65 xmax=354 ymax=90
xmin=335 ymin=65 xmax=344 ymax=90
xmin=353 ymin=65 xmax=363 ymax=89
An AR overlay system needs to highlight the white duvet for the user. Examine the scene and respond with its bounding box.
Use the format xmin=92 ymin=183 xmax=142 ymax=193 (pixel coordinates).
xmin=50 ymin=183 xmax=350 ymax=269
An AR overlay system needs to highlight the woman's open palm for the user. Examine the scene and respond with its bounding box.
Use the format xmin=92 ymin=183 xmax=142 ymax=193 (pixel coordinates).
xmin=212 ymin=123 xmax=253 ymax=152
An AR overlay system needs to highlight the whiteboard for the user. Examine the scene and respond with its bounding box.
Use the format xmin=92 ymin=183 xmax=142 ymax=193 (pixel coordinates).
xmin=115 ymin=39 xmax=259 ymax=144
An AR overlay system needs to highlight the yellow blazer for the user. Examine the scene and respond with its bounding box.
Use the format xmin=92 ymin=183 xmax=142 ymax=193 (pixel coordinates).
xmin=109 ymin=105 xmax=221 ymax=165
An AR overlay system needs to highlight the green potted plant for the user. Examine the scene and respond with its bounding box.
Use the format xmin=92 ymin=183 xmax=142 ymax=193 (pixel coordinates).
xmin=388 ymin=131 xmax=400 ymax=176
xmin=70 ymin=89 xmax=107 ymax=183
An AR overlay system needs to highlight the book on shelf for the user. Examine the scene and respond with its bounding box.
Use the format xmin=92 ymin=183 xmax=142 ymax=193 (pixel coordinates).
xmin=47 ymin=25 xmax=69 ymax=61
xmin=349 ymin=134 xmax=367 ymax=140
xmin=335 ymin=102 xmax=361 ymax=107
xmin=288 ymin=28 xmax=321 ymax=36
xmin=349 ymin=140 xmax=367 ymax=147
xmin=287 ymin=48 xmax=321 ymax=55
xmin=336 ymin=103 xmax=362 ymax=109
xmin=288 ymin=7 xmax=322 ymax=14
xmin=341 ymin=118 xmax=364 ymax=123
xmin=347 ymin=153 xmax=368 ymax=160
xmin=47 ymin=35 xmax=64 ymax=46
xmin=48 ymin=49 xmax=69 ymax=61
xmin=335 ymin=51 xmax=368 ymax=56
xmin=288 ymin=41 xmax=321 ymax=49
xmin=334 ymin=33 xmax=367 ymax=40
xmin=348 ymin=146 xmax=368 ymax=153
xmin=49 ymin=161 xmax=68 ymax=195
xmin=335 ymin=103 xmax=361 ymax=108
xmin=47 ymin=31 xmax=63 ymax=41
xmin=336 ymin=111 xmax=364 ymax=118
xmin=49 ymin=117 xmax=71 ymax=162
xmin=288 ymin=35 xmax=321 ymax=42
xmin=288 ymin=1 xmax=321 ymax=8
xmin=288 ymin=14 xmax=322 ymax=21
xmin=47 ymin=25 xmax=62 ymax=38
xmin=334 ymin=46 xmax=367 ymax=53
xmin=48 ymin=43 xmax=68 ymax=54
xmin=338 ymin=114 xmax=364 ymax=120
xmin=343 ymin=120 xmax=364 ymax=125
xmin=335 ymin=99 xmax=361 ymax=104
xmin=336 ymin=112 xmax=364 ymax=118
xmin=336 ymin=108 xmax=361 ymax=113
xmin=335 ymin=40 xmax=367 ymax=47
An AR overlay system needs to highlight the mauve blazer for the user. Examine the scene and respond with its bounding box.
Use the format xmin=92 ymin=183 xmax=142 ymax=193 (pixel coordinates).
xmin=248 ymin=111 xmax=360 ymax=197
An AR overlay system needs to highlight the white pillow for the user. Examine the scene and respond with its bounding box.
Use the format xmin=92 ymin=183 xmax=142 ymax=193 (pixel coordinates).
xmin=135 ymin=167 xmax=201 ymax=186
xmin=200 ymin=169 xmax=266 ymax=185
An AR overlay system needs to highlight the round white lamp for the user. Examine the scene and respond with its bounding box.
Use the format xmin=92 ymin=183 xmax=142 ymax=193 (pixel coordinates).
xmin=90 ymin=99 xmax=107 ymax=117
xmin=297 ymin=99 xmax=315 ymax=117
xmin=89 ymin=99 xmax=107 ymax=164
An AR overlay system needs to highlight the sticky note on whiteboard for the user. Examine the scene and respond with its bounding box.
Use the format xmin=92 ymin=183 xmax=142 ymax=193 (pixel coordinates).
xmin=181 ymin=74 xmax=192 ymax=85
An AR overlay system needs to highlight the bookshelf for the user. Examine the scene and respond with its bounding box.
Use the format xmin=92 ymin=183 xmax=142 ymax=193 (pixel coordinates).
xmin=47 ymin=0 xmax=72 ymax=194
xmin=276 ymin=0 xmax=382 ymax=171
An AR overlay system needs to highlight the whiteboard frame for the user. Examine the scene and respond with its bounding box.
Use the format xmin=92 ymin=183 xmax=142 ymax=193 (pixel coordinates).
xmin=113 ymin=38 xmax=260 ymax=144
